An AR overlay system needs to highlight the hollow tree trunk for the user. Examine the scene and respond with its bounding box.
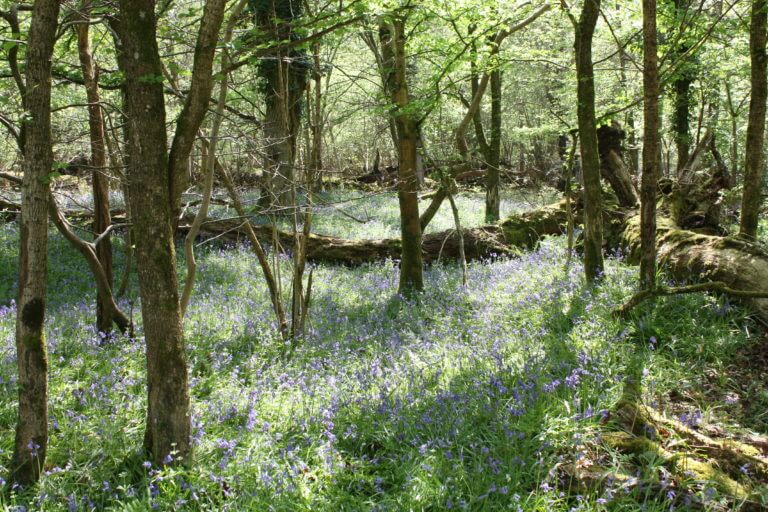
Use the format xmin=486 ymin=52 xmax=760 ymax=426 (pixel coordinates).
xmin=75 ymin=0 xmax=113 ymax=333
xmin=740 ymin=0 xmax=768 ymax=240
xmin=574 ymin=0 xmax=604 ymax=282
xmin=11 ymin=0 xmax=59 ymax=487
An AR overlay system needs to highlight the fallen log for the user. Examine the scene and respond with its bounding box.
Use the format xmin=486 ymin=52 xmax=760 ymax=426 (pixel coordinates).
xmin=0 ymin=189 xmax=568 ymax=265
xmin=4 ymin=182 xmax=768 ymax=322
xmin=181 ymin=200 xmax=569 ymax=265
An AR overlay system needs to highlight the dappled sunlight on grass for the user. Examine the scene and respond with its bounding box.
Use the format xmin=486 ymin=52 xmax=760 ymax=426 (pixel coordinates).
xmin=0 ymin=191 xmax=763 ymax=510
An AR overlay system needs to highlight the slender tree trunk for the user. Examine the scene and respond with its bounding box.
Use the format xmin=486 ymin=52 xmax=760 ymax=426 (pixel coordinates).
xmin=485 ymin=68 xmax=502 ymax=222
xmin=618 ymin=35 xmax=639 ymax=175
xmin=75 ymin=0 xmax=113 ymax=332
xmin=10 ymin=0 xmax=59 ymax=487
xmin=380 ymin=17 xmax=424 ymax=294
xmin=641 ymin=0 xmax=660 ymax=290
xmin=740 ymin=0 xmax=768 ymax=240
xmin=469 ymin=28 xmax=491 ymax=162
xmin=671 ymin=0 xmax=695 ymax=176
xmin=112 ymin=1 xmax=188 ymax=465
xmin=724 ymin=82 xmax=741 ymax=174
xmin=180 ymin=0 xmax=245 ymax=317
xmin=574 ymin=0 xmax=604 ymax=282
xmin=361 ymin=30 xmax=399 ymax=154
xmin=673 ymin=77 xmax=693 ymax=175
xmin=309 ymin=40 xmax=324 ymax=182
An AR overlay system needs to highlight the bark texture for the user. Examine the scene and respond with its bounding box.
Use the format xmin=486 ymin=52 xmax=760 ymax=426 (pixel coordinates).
xmin=671 ymin=0 xmax=695 ymax=175
xmin=622 ymin=215 xmax=768 ymax=320
xmin=596 ymin=123 xmax=638 ymax=208
xmin=485 ymin=68 xmax=502 ymax=222
xmin=112 ymin=1 xmax=186 ymax=465
xmin=380 ymin=17 xmax=424 ymax=293
xmin=740 ymin=0 xmax=768 ymax=239
xmin=574 ymin=0 xmax=604 ymax=282
xmin=640 ymin=0 xmax=660 ymax=289
xmin=253 ymin=0 xmax=309 ymax=210
xmin=11 ymin=0 xmax=59 ymax=487
xmin=168 ymin=0 xmax=227 ymax=224
xmin=75 ymin=0 xmax=113 ymax=332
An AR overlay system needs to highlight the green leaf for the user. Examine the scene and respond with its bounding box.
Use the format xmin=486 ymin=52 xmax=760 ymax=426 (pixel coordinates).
xmin=40 ymin=171 xmax=61 ymax=185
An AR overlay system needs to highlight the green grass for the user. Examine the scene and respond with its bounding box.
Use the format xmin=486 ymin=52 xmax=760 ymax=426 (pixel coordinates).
xmin=0 ymin=189 xmax=765 ymax=511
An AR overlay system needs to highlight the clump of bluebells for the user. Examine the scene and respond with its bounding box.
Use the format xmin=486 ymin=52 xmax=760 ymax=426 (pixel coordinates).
xmin=0 ymin=191 xmax=757 ymax=511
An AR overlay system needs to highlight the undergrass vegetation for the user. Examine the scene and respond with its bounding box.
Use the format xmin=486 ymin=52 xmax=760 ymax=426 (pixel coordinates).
xmin=0 ymin=189 xmax=765 ymax=511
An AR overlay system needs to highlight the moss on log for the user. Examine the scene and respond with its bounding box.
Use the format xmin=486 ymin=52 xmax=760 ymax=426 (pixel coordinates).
xmin=183 ymin=201 xmax=568 ymax=265
xmin=621 ymin=213 xmax=768 ymax=320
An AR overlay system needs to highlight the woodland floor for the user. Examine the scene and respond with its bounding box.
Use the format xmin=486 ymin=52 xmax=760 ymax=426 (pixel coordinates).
xmin=0 ymin=187 xmax=766 ymax=511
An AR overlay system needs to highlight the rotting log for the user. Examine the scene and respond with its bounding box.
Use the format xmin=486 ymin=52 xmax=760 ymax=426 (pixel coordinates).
xmin=620 ymin=213 xmax=768 ymax=320
xmin=178 ymin=200 xmax=569 ymax=265
xmin=0 ymin=200 xmax=561 ymax=265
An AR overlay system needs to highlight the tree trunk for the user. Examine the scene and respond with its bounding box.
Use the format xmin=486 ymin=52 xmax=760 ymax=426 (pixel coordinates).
xmin=640 ymin=0 xmax=660 ymax=289
xmin=673 ymin=77 xmax=693 ymax=175
xmin=254 ymin=0 xmax=308 ymax=211
xmin=622 ymin=215 xmax=768 ymax=321
xmin=596 ymin=122 xmax=639 ymax=207
xmin=380 ymin=17 xmax=424 ymax=294
xmin=574 ymin=0 xmax=604 ymax=282
xmin=309 ymin=40 xmax=324 ymax=183
xmin=671 ymin=0 xmax=695 ymax=176
xmin=485 ymin=68 xmax=502 ymax=222
xmin=11 ymin=0 xmax=59 ymax=487
xmin=740 ymin=0 xmax=768 ymax=240
xmin=619 ymin=43 xmax=639 ymax=175
xmin=75 ymin=0 xmax=113 ymax=333
xmin=112 ymin=1 xmax=189 ymax=466
xmin=166 ymin=0 xmax=226 ymax=227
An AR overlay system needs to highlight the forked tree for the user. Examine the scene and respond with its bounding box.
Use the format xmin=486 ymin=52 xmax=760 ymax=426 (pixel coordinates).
xmin=379 ymin=12 xmax=425 ymax=294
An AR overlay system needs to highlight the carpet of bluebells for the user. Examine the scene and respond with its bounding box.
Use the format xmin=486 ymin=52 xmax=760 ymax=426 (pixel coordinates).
xmin=0 ymin=189 xmax=763 ymax=511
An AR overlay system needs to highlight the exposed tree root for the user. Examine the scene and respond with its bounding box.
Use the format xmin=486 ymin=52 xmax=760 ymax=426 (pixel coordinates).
xmin=614 ymin=281 xmax=768 ymax=319
xmin=597 ymin=392 xmax=768 ymax=508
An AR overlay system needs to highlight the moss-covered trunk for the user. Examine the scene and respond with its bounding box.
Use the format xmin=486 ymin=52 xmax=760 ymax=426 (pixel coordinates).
xmin=380 ymin=16 xmax=424 ymax=294
xmin=11 ymin=0 xmax=59 ymax=487
xmin=112 ymin=0 xmax=190 ymax=466
xmin=574 ymin=0 xmax=604 ymax=282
